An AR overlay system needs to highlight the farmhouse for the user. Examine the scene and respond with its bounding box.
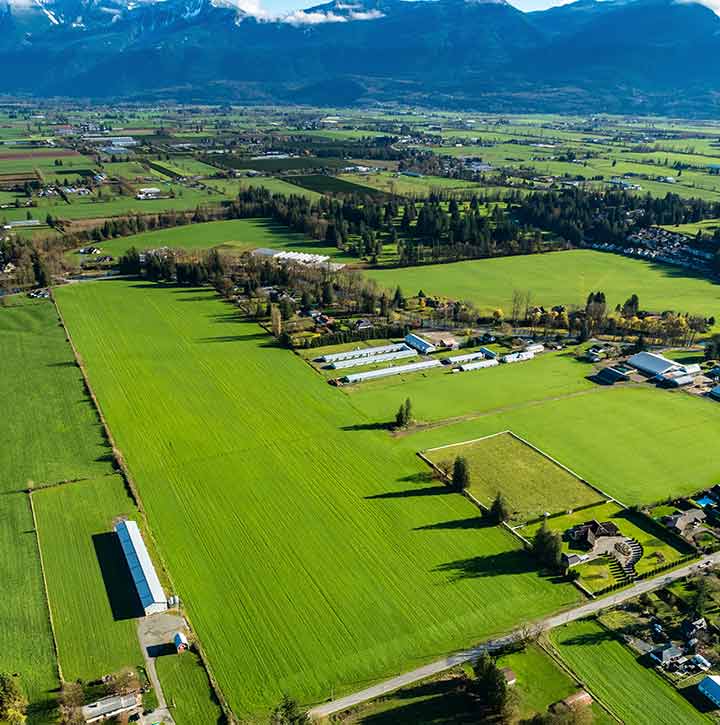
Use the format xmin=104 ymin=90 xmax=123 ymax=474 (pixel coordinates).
xmin=114 ymin=519 xmax=167 ymax=616
xmin=698 ymin=675 xmax=720 ymax=706
xmin=81 ymin=693 xmax=140 ymax=723
xmin=404 ymin=333 xmax=437 ymax=355
xmin=566 ymin=520 xmax=620 ymax=549
xmin=663 ymin=509 xmax=705 ymax=536
xmin=651 ymin=643 xmax=684 ymax=667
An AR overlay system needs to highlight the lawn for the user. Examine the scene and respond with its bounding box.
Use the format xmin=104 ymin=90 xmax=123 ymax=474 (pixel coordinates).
xmin=551 ymin=619 xmax=708 ymax=724
xmin=424 ymin=432 xmax=601 ymax=521
xmin=55 ymin=280 xmax=579 ymax=719
xmin=156 ymin=652 xmax=223 ymax=725
xmin=0 ymin=493 xmax=58 ymax=720
xmin=344 ymin=349 xmax=596 ymax=424
xmin=0 ymin=299 xmax=112 ymax=492
xmin=366 ymin=249 xmax=720 ymax=319
xmin=69 ymin=218 xmax=345 ymax=262
xmin=403 ymin=386 xmax=720 ymax=508
xmin=33 ymin=476 xmax=144 ymax=681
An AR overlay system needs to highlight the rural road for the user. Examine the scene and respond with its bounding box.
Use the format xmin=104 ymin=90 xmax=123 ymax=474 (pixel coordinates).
xmin=308 ymin=553 xmax=720 ymax=720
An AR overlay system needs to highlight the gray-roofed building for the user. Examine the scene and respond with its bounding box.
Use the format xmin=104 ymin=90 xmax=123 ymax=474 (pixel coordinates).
xmin=627 ymin=351 xmax=677 ymax=377
xmin=115 ymin=519 xmax=167 ymax=616
xmin=651 ymin=643 xmax=684 ymax=666
xmin=82 ymin=693 xmax=140 ymax=723
xmin=663 ymin=509 xmax=706 ymax=536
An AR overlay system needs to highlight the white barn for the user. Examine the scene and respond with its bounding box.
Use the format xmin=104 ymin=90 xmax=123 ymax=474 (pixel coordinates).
xmin=115 ymin=520 xmax=167 ymax=616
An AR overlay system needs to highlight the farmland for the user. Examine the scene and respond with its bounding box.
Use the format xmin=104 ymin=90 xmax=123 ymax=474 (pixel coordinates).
xmin=366 ymin=249 xmax=720 ymax=319
xmin=55 ymin=280 xmax=579 ymax=717
xmin=403 ymin=386 xmax=720 ymax=507
xmin=283 ymin=173 xmax=386 ymax=197
xmin=551 ymin=619 xmax=708 ymax=724
xmin=33 ymin=476 xmax=144 ymax=681
xmin=424 ymin=432 xmax=601 ymax=522
xmin=155 ymin=651 xmax=223 ymax=725
xmin=70 ymin=217 xmax=347 ymax=261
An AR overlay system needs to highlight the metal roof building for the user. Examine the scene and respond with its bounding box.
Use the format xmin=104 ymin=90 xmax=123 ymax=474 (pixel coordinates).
xmin=318 ymin=342 xmax=408 ymax=364
xmin=445 ymin=351 xmax=486 ymax=366
xmin=115 ymin=520 xmax=167 ymax=616
xmin=404 ymin=333 xmax=437 ymax=355
xmin=501 ymin=351 xmax=534 ymax=364
xmin=331 ymin=347 xmax=416 ymax=370
xmin=342 ymin=359 xmax=441 ymax=384
xmin=627 ymin=351 xmax=677 ymax=377
xmin=460 ymin=359 xmax=499 ymax=372
xmin=699 ymin=675 xmax=720 ymax=706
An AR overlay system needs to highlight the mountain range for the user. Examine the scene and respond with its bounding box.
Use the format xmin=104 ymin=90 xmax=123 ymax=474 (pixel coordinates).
xmin=1 ymin=0 xmax=719 ymax=113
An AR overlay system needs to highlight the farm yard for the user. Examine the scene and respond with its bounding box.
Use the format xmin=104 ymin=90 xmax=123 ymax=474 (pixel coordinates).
xmin=54 ymin=279 xmax=580 ymax=717
xmin=423 ymin=431 xmax=602 ymax=522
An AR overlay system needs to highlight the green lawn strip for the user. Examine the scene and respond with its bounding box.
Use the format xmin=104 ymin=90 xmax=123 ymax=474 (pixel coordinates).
xmin=401 ymin=386 xmax=720 ymax=507
xmin=551 ymin=619 xmax=708 ymax=724
xmin=32 ymin=476 xmax=144 ymax=682
xmin=365 ymin=249 xmax=720 ymax=320
xmin=156 ymin=651 xmax=223 ymax=725
xmin=424 ymin=432 xmax=601 ymax=521
xmin=0 ymin=493 xmax=59 ymax=721
xmin=55 ymin=280 xmax=579 ymax=718
xmin=0 ymin=299 xmax=112 ymax=492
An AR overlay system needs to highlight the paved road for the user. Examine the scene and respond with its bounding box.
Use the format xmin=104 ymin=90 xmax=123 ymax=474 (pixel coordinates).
xmin=308 ymin=554 xmax=720 ymax=720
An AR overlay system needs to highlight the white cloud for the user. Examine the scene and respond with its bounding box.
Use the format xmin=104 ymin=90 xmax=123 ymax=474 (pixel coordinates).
xmin=275 ymin=5 xmax=384 ymax=23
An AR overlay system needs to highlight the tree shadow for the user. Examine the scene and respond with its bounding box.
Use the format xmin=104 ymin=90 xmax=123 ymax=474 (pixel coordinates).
xmin=366 ymin=485 xmax=452 ymax=501
xmin=435 ymin=550 xmax=537 ymax=580
xmin=415 ymin=517 xmax=491 ymax=532
xmin=46 ymin=361 xmax=77 ymax=368
xmin=341 ymin=421 xmax=393 ymax=432
xmin=557 ymin=628 xmax=616 ymax=647
xmin=92 ymin=532 xmax=144 ymax=621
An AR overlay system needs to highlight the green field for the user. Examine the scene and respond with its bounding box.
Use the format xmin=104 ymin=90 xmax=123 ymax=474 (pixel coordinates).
xmin=0 ymin=300 xmax=112 ymax=490
xmin=156 ymin=652 xmax=223 ymax=725
xmin=403 ymin=386 xmax=720 ymax=507
xmin=284 ymin=174 xmax=386 ymax=197
xmin=366 ymin=249 xmax=720 ymax=319
xmin=551 ymin=619 xmax=708 ymax=724
xmin=33 ymin=476 xmax=144 ymax=681
xmin=0 ymin=493 xmax=58 ymax=719
xmin=71 ymin=218 xmax=345 ymax=262
xmin=55 ymin=280 xmax=578 ymax=718
xmin=424 ymin=432 xmax=601 ymax=521
xmin=344 ymin=349 xmax=595 ymax=424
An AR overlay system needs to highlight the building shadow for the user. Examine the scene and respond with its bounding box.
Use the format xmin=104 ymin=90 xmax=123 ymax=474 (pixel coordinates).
xmin=92 ymin=532 xmax=145 ymax=621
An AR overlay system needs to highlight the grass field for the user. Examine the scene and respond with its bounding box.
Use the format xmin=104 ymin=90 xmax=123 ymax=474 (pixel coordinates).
xmin=0 ymin=300 xmax=112 ymax=491
xmin=55 ymin=280 xmax=579 ymax=719
xmin=344 ymin=349 xmax=595 ymax=424
xmin=424 ymin=432 xmax=601 ymax=521
xmin=403 ymin=386 xmax=720 ymax=507
xmin=33 ymin=476 xmax=144 ymax=681
xmin=70 ymin=218 xmax=345 ymax=262
xmin=156 ymin=652 xmax=223 ymax=725
xmin=0 ymin=493 xmax=58 ymax=719
xmin=366 ymin=249 xmax=720 ymax=319
xmin=551 ymin=619 xmax=708 ymax=724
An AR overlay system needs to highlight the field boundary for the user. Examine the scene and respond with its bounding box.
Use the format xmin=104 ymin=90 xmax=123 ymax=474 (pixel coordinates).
xmin=27 ymin=490 xmax=64 ymax=684
xmin=51 ymin=289 xmax=237 ymax=724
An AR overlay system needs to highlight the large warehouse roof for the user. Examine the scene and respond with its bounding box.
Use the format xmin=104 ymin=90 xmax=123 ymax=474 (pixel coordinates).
xmin=627 ymin=351 xmax=677 ymax=377
xmin=115 ymin=520 xmax=166 ymax=615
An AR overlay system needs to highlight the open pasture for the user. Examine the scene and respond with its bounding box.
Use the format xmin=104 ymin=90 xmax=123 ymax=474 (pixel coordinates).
xmin=366 ymin=249 xmax=720 ymax=319
xmin=403 ymin=386 xmax=720 ymax=508
xmin=424 ymin=432 xmax=601 ymax=522
xmin=70 ymin=218 xmax=344 ymax=261
xmin=55 ymin=280 xmax=579 ymax=718
xmin=345 ymin=349 xmax=595 ymax=424
xmin=551 ymin=619 xmax=707 ymax=724
xmin=0 ymin=300 xmax=112 ymax=491
xmin=33 ymin=476 xmax=144 ymax=681
xmin=0 ymin=493 xmax=59 ymax=719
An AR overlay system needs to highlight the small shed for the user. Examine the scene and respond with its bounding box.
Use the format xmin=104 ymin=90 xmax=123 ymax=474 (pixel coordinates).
xmin=174 ymin=631 xmax=189 ymax=653
xmin=500 ymin=667 xmax=516 ymax=686
xmin=562 ymin=690 xmax=593 ymax=710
